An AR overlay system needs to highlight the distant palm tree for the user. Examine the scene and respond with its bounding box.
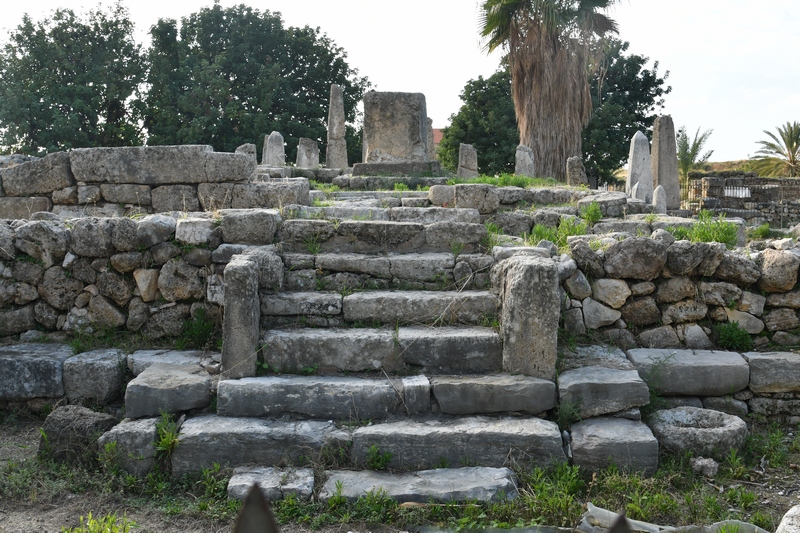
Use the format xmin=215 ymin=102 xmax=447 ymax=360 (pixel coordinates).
xmin=749 ymin=121 xmax=800 ymax=177
xmin=480 ymin=0 xmax=618 ymax=181
xmin=677 ymin=126 xmax=714 ymax=181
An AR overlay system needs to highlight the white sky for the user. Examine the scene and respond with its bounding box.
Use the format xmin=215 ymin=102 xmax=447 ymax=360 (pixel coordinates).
xmin=3 ymin=0 xmax=798 ymax=161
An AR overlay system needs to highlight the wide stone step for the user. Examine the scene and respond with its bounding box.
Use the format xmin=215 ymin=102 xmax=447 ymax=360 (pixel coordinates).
xmin=343 ymin=290 xmax=498 ymax=325
xmin=262 ymin=326 xmax=502 ymax=374
xmin=351 ymin=416 xmax=565 ymax=470
xmin=627 ymin=348 xmax=749 ymax=396
xmin=283 ymin=205 xmax=480 ymax=225
xmin=569 ymin=417 xmax=658 ymax=475
xmin=557 ymin=366 xmax=649 ymax=419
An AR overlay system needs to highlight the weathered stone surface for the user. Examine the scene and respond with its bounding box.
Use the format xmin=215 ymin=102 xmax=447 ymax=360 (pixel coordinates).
xmin=424 ymin=222 xmax=487 ymax=251
xmin=647 ymin=407 xmax=747 ymax=460
xmin=363 ymin=92 xmax=429 ymax=163
xmin=150 ymin=185 xmax=199 ymax=212
xmin=564 ymin=270 xmax=592 ymax=300
xmin=724 ymin=309 xmax=764 ymax=334
xmin=171 ymin=416 xmax=337 ymax=476
xmin=559 ymin=345 xmax=634 ymax=372
xmin=661 ymin=300 xmax=708 ymax=325
xmin=141 ymin=303 xmax=190 ymax=339
xmin=777 ymin=505 xmax=800 ymax=533
xmin=320 ymin=467 xmax=517 ymax=504
xmin=515 ymin=145 xmax=535 ymax=177
xmin=218 ymin=376 xmax=400 ymax=419
xmin=228 ymin=467 xmax=315 ymax=501
xmin=126 ymin=297 xmax=150 ymax=331
xmin=157 ymin=258 xmax=203 ymax=302
xmin=1 ymin=152 xmax=74 ymax=196
xmin=652 ymin=185 xmax=667 ymax=214
xmin=569 ymin=239 xmax=605 ymax=279
xmin=626 ymin=131 xmax=653 ymax=202
xmin=62 ymin=348 xmax=124 ymax=405
xmin=263 ymin=132 xmax=286 ymax=167
xmin=701 ymin=396 xmax=748 ymax=418
xmin=14 ymin=220 xmax=69 ymax=268
xmin=739 ymin=291 xmax=766 ymax=316
xmin=714 ymin=251 xmax=760 ymax=285
xmin=137 ymin=215 xmax=176 ymax=248
xmin=315 ymin=253 xmax=391 ymax=279
xmin=351 ymin=417 xmax=564 ymax=470
xmin=221 ymin=257 xmax=259 ymax=379
xmin=343 ymin=290 xmax=497 ymax=325
xmin=97 ymin=418 xmax=158 ymax=477
xmin=261 ymin=292 xmax=342 ymax=316
xmin=133 ymin=269 xmax=159 ymax=302
xmin=110 ymin=252 xmax=142 ymax=273
xmin=603 ymin=238 xmax=667 ymax=281
xmin=767 ymin=290 xmax=800 ymax=308
xmin=95 ymin=271 xmax=131 ymax=308
xmin=0 ymin=224 xmax=15 ymax=260
xmin=39 ymin=405 xmax=117 ymax=464
xmin=744 ymin=352 xmax=800 ymax=393
xmin=295 ymin=138 xmax=320 ymax=169
xmin=390 ymin=253 xmax=454 ymax=282
xmin=125 ymin=363 xmax=212 ymax=419
xmin=0 ymin=343 xmax=73 ymax=399
xmin=620 ymin=297 xmax=661 ymax=327
xmin=52 ymin=186 xmax=77 ymax=205
xmin=571 ymin=418 xmax=658 ymax=475
xmin=175 ymin=218 xmax=216 ymax=245
xmin=488 ymin=211 xmax=532 ymax=237
xmin=390 ymin=206 xmax=481 ymax=225
xmin=558 ymin=367 xmax=649 ymax=418
xmin=235 ymin=143 xmax=257 ymax=165
xmin=591 ymin=279 xmax=630 ymax=309
xmin=758 ymin=249 xmax=800 ymax=292
xmin=431 ymin=375 xmax=556 ymax=415
xmin=655 ymin=278 xmax=695 ymax=305
xmin=675 ymin=323 xmax=713 ymax=349
xmin=566 ymin=157 xmax=588 ymax=187
xmin=221 ymin=208 xmax=280 ymax=245
xmin=764 ymin=308 xmax=800 ymax=331
xmin=457 ymin=144 xmax=479 ymax=179
xmin=582 ymin=297 xmax=621 ymax=329
xmin=326 ymin=86 xmax=348 ymax=169
xmin=69 ymin=218 xmax=115 ymax=257
xmin=38 ymin=267 xmax=83 ymax=310
xmin=108 ymin=217 xmax=139 ymax=252
xmin=650 ymin=116 xmax=680 ymax=209
xmin=397 ymin=326 xmax=502 ymax=374
xmin=264 ymin=329 xmax=395 ymax=372
xmin=87 ymin=294 xmax=126 ymax=328
xmin=495 ymin=256 xmax=559 ymax=379
xmin=0 ymin=304 xmax=36 ymax=335
xmin=628 ymin=349 xmax=749 ymax=396
xmin=99 ymin=184 xmax=151 ymax=205
xmin=698 ymin=281 xmax=741 ymax=307
xmin=126 ymin=349 xmax=217 ymax=376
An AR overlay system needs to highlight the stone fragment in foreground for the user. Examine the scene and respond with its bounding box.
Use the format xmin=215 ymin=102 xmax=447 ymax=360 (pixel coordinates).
xmin=627 ymin=348 xmax=749 ymax=396
xmin=570 ymin=418 xmax=658 ymax=475
xmin=227 ymin=466 xmax=315 ymax=501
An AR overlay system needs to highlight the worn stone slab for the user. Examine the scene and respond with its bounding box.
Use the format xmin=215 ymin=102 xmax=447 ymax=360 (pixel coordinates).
xmin=124 ymin=363 xmax=212 ymax=419
xmin=175 ymin=218 xmax=216 ymax=245
xmin=626 ymin=131 xmax=653 ymax=203
xmin=263 ymin=329 xmax=396 ymax=372
xmin=261 ymin=292 xmax=342 ymax=316
xmin=320 ymin=467 xmax=517 ymax=503
xmin=351 ymin=161 xmax=443 ymax=177
xmin=99 ymin=184 xmax=151 ymax=205
xmin=627 ymin=349 xmax=749 ymax=397
xmin=397 ymin=326 xmax=502 ymax=374
xmin=570 ymin=418 xmax=658 ymax=475
xmin=0 ymin=343 xmax=74 ymax=400
xmin=424 ymin=222 xmax=487 ymax=252
xmin=558 ymin=367 xmax=649 ymax=418
xmin=1 ymin=152 xmax=74 ymax=196
xmin=218 ymin=376 xmax=400 ymax=419
xmin=389 ymin=207 xmax=481 ymax=225
xmin=220 ymin=209 xmax=280 ymax=245
xmin=389 ymin=253 xmax=454 ymax=282
xmin=651 ymin=116 xmax=680 ymax=210
xmin=227 ymin=466 xmax=315 ymax=501
xmin=231 ymin=181 xmax=310 ymax=209
xmin=743 ymin=352 xmax=800 ymax=393
xmin=315 ymin=253 xmax=391 ymax=279
xmin=63 ymin=348 xmax=124 ymax=406
xmin=126 ymin=349 xmax=218 ymax=376
xmin=647 ymin=407 xmax=747 ymax=460
xmin=559 ymin=345 xmax=635 ymax=372
xmin=171 ymin=415 xmax=337 ymax=477
xmin=431 ymin=375 xmax=556 ymax=415
xmin=401 ymin=375 xmax=431 ymax=414
xmin=351 ymin=416 xmax=564 ymax=470
xmin=363 ymin=92 xmax=429 ymax=163
xmin=97 ymin=418 xmax=158 ymax=477
xmin=0 ymin=197 xmax=52 ymax=219
xmin=343 ymin=290 xmax=497 ymax=325
xmin=222 ymin=256 xmax=260 ymax=379
xmin=331 ymin=220 xmax=425 ymax=254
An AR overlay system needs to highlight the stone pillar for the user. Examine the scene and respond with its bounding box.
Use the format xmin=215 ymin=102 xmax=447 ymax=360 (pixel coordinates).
xmin=653 ymin=185 xmax=667 ymax=214
xmin=456 ymin=143 xmax=479 ymax=179
xmin=497 ymin=255 xmax=559 ymax=380
xmin=566 ymin=157 xmax=589 ymax=187
xmin=221 ymin=256 xmax=260 ymax=379
xmin=426 ymin=118 xmax=435 ymax=161
xmin=362 ymin=91 xmax=429 ymax=163
xmin=262 ymin=132 xmax=285 ymax=167
xmin=626 ymin=131 xmax=654 ymax=203
xmin=515 ymin=145 xmax=535 ymax=178
xmin=296 ymin=138 xmax=319 ymax=169
xmin=651 ymin=116 xmax=680 ymax=210
xmin=235 ymin=143 xmax=257 ymax=165
xmin=326 ymin=84 xmax=348 ymax=169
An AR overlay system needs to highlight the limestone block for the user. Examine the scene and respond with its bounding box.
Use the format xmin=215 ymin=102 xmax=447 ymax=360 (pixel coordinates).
xmin=137 ymin=215 xmax=176 ymax=248
xmin=764 ymin=308 xmax=800 ymax=331
xmin=261 ymin=292 xmax=341 ymax=316
xmin=211 ymin=243 xmax=248 ymax=263
xmin=454 ymin=184 xmax=499 ymax=214
xmin=87 ymin=295 xmax=126 ymax=328
xmin=39 ymin=405 xmax=117 ymax=464
xmin=70 ymin=218 xmax=115 ymax=257
xmin=320 ymin=467 xmax=517 ymax=504
xmin=228 ymin=467 xmax=314 ymax=501
xmin=591 ymin=279 xmax=630 ymax=309
xmin=428 ymin=185 xmax=455 ymax=207
xmin=424 ymin=222 xmax=487 ymax=251
xmin=175 ymin=218 xmax=216 ymax=245
xmin=621 ymin=297 xmax=661 ymax=327
xmin=571 ymin=418 xmax=658 ymax=475
xmin=110 ymin=252 xmax=142 ymax=273
xmin=127 ymin=349 xmax=218 ymax=376
xmin=457 ymin=143 xmax=479 ymax=179
xmin=295 ymin=138 xmax=319 ymax=169
xmin=220 ymin=208 xmax=280 ymax=245
xmin=698 ymin=281 xmax=741 ymax=307
xmin=0 ymin=224 xmax=14 ymax=260
xmin=739 ymin=291 xmax=766 ymax=316
xmin=676 ymin=323 xmax=713 ymax=349
xmin=124 ymin=363 xmax=212 ymax=419
xmin=133 ymin=269 xmax=159 ymax=302
xmin=626 ymin=131 xmax=653 ymax=202
xmin=650 ymin=116 xmax=680 ymax=210
xmin=97 ymin=418 xmax=158 ymax=477
xmin=655 ymin=277 xmax=696 ymax=304
xmin=343 ymin=290 xmax=496 ymax=325
xmin=568 ymin=239 xmax=605 ymax=279
xmin=0 ymin=196 xmax=52 ymax=219
xmin=0 ymin=152 xmax=74 ymax=196
xmin=714 ymin=251 xmax=760 ymax=285
xmin=158 ymin=258 xmax=203 ymax=302
xmin=566 ymin=157 xmax=589 ymax=187
xmin=351 ymin=417 xmax=564 ymax=470
xmin=235 ymin=143 xmax=257 ymax=165
xmin=52 ymin=186 xmax=77 ymax=205
xmin=0 ymin=343 xmax=73 ymax=399
xmin=603 ymin=237 xmax=667 ymax=281
xmin=397 ymin=326 xmax=502 ymax=374
xmin=0 ymin=305 xmax=36 ymax=336
xmin=221 ymin=256 xmax=260 ymax=379
xmin=363 ymin=91 xmax=429 ymax=163
xmin=627 ymin=348 xmax=749 ymax=396
xmin=39 ymin=266 xmax=83 ymax=310
xmin=647 ymin=407 xmax=747 ymax=460
xmin=431 ymin=374 xmax=556 ymax=415
xmin=559 ymin=345 xmax=634 ymax=372
xmin=777 ymin=505 xmax=800 ymax=533
xmin=401 ymin=375 xmax=431 ymax=414
xmin=652 ymin=185 xmax=667 ymax=214
xmin=758 ymin=249 xmax=800 ymax=292
xmin=490 ymin=211 xmax=532 ymax=237
xmin=231 ymin=179 xmax=310 ymax=210
xmin=582 ymin=297 xmax=622 ymax=329
xmin=14 ymin=220 xmax=69 ymax=268
xmin=262 ymin=132 xmax=286 ymax=167
xmin=241 ymin=246 xmax=284 ymax=291
xmin=661 ymin=300 xmax=708 ymax=325
xmin=515 ymin=145 xmax=535 ymax=177
xmin=63 ymin=348 xmax=124 ymax=405
xmin=744 ymin=351 xmax=800 ymax=393
xmin=111 ymin=218 xmax=140 ymax=252
xmin=636 ymin=325 xmax=681 ymax=348
xmin=315 ymin=253 xmax=391 ymax=279
xmin=725 ymin=309 xmax=764 ymax=334
xmin=99 ymin=184 xmax=151 ymax=205
xmin=559 ymin=367 xmax=649 ymax=418
xmin=389 ymin=206 xmax=481 ymax=225
xmin=325 ymin=139 xmax=348 ymax=169
xmin=389 ymin=253 xmax=454 ymax=282
xmin=701 ymin=396 xmax=748 ymax=418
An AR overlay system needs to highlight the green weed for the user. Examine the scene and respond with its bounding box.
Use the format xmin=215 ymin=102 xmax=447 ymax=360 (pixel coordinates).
xmin=666 ymin=210 xmax=738 ymax=248
xmin=61 ymin=512 xmax=137 ymax=533
xmin=393 ymin=182 xmax=410 ymax=191
xmin=175 ymin=308 xmax=217 ymax=350
xmin=579 ymin=201 xmax=603 ymax=226
xmin=715 ymin=321 xmax=754 ymax=352
xmin=365 ymin=444 xmax=392 ymax=470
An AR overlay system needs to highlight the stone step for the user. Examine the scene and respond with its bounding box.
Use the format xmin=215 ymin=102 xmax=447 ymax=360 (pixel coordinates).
xmin=343 ymin=290 xmax=498 ymax=325
xmin=557 ymin=366 xmax=649 ymax=419
xmin=332 ymin=175 xmax=448 ymax=190
xmin=569 ymin=417 xmax=658 ymax=475
xmin=284 ymin=205 xmax=480 ymax=225
xmin=261 ymin=326 xmax=502 ymax=374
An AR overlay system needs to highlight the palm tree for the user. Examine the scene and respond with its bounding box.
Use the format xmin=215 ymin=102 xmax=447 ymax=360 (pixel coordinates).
xmin=749 ymin=121 xmax=800 ymax=177
xmin=480 ymin=0 xmax=618 ymax=181
xmin=677 ymin=126 xmax=714 ymax=181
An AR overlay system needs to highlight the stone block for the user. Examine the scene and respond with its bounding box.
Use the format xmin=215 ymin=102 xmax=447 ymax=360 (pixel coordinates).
xmin=363 ymin=91 xmax=429 ymax=163
xmin=227 ymin=466 xmax=315 ymax=501
xmin=454 ymin=184 xmax=499 ymax=214
xmin=651 ymin=116 xmax=680 ymax=210
xmin=151 ymin=185 xmax=199 ymax=212
xmin=197 ymin=182 xmax=234 ymax=210
xmin=97 ymin=418 xmax=158 ymax=477
xmin=231 ymin=181 xmax=310 ymax=209
xmin=124 ymin=363 xmax=212 ymax=419
xmin=626 ymin=131 xmax=653 ymax=202
xmin=332 ymin=220 xmax=424 ymax=254
xmin=582 ymin=297 xmax=622 ymax=329
xmin=263 ymin=132 xmax=286 ymax=167
xmin=99 ymin=184 xmax=151 ymax=205
xmin=397 ymin=326 xmax=502 ymax=374
xmin=263 ymin=328 xmax=396 ymax=372
xmin=401 ymin=375 xmax=431 ymax=414
xmin=342 ymin=290 xmax=497 ymax=325
xmin=316 ymin=253 xmax=391 ymax=279
xmin=261 ymin=292 xmax=342 ymax=316
xmin=220 ymin=209 xmax=280 ymax=245
xmin=647 ymin=406 xmax=747 ymax=460
xmin=137 ymin=214 xmax=176 ymax=248
xmin=295 ymin=138 xmax=319 ymax=169
xmin=558 ymin=367 xmax=649 ymax=418
xmin=63 ymin=348 xmax=124 ymax=406
xmin=70 ymin=217 xmax=115 ymax=257
xmin=424 ymin=222 xmax=487 ymax=252
xmin=603 ymin=237 xmax=667 ymax=281
xmin=571 ymin=418 xmax=658 ymax=475
xmin=744 ymin=352 xmax=800 ymax=393
xmin=175 ymin=218 xmax=217 ymax=245
xmin=221 ymin=256 xmax=260 ymax=379
xmin=627 ymin=348 xmax=749 ymax=396
xmin=389 ymin=253 xmax=454 ymax=282
xmin=457 ymin=144 xmax=479 ymax=179
xmin=0 ymin=305 xmax=36 ymax=336
xmin=0 ymin=343 xmax=73 ymax=399
xmin=0 ymin=152 xmax=74 ymax=196
xmin=14 ymin=220 xmax=69 ymax=268
xmin=515 ymin=145 xmax=535 ymax=177
xmin=432 ymin=374 xmax=556 ymax=415
xmin=52 ymin=186 xmax=77 ymax=205
xmin=0 ymin=197 xmax=52 ymax=220
xmin=39 ymin=405 xmax=117 ymax=464
xmin=126 ymin=349 xmax=218 ymax=376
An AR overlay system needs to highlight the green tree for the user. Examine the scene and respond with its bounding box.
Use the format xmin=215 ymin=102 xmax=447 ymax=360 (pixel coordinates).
xmin=0 ymin=4 xmax=145 ymax=155
xmin=749 ymin=121 xmax=800 ymax=177
xmin=143 ymin=5 xmax=369 ymax=164
xmin=438 ymin=68 xmax=517 ymax=175
xmin=676 ymin=126 xmax=713 ymax=181
xmin=582 ymin=38 xmax=670 ymax=184
xmin=480 ymin=0 xmax=618 ymax=180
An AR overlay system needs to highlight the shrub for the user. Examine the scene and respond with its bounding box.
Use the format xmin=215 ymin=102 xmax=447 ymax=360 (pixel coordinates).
xmin=715 ymin=321 xmax=753 ymax=351
xmin=667 ymin=210 xmax=738 ymax=248
xmin=62 ymin=512 xmax=136 ymax=533
xmin=579 ymin=201 xmax=602 ymax=226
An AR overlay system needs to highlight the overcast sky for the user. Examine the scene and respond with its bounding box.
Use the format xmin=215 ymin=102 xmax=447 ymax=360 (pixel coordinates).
xmin=3 ymin=1 xmax=798 ymax=161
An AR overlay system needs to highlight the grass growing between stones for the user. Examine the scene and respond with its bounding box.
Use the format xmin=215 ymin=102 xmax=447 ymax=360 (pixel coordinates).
xmin=447 ymin=173 xmax=560 ymax=189
xmin=715 ymin=321 xmax=755 ymax=352
xmin=525 ymin=218 xmax=588 ymax=252
xmin=666 ymin=210 xmax=738 ymax=249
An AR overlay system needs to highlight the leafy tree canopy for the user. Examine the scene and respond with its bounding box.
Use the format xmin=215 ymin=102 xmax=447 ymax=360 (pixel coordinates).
xmin=0 ymin=3 xmax=145 ymax=155
xmin=440 ymin=38 xmax=670 ymax=183
xmin=142 ymin=4 xmax=370 ymax=163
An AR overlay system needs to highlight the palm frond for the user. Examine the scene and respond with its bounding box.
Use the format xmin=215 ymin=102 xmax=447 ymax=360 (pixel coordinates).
xmin=750 ymin=121 xmax=800 ymax=177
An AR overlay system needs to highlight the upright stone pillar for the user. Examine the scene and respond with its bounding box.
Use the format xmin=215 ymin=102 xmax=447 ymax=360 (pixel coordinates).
xmin=362 ymin=91 xmax=429 ymax=162
xmin=235 ymin=143 xmax=257 ymax=165
xmin=627 ymin=131 xmax=654 ymax=203
xmin=566 ymin=157 xmax=589 ymax=187
xmin=515 ymin=145 xmax=535 ymax=178
xmin=296 ymin=138 xmax=319 ymax=169
xmin=497 ymin=255 xmax=559 ymax=380
xmin=326 ymin=84 xmax=348 ymax=169
xmin=651 ymin=116 xmax=680 ymax=210
xmin=221 ymin=256 xmax=260 ymax=379
xmin=457 ymin=143 xmax=479 ymax=179
xmin=652 ymin=185 xmax=668 ymax=214
xmin=263 ymin=132 xmax=285 ymax=167
xmin=426 ymin=118 xmax=435 ymax=161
